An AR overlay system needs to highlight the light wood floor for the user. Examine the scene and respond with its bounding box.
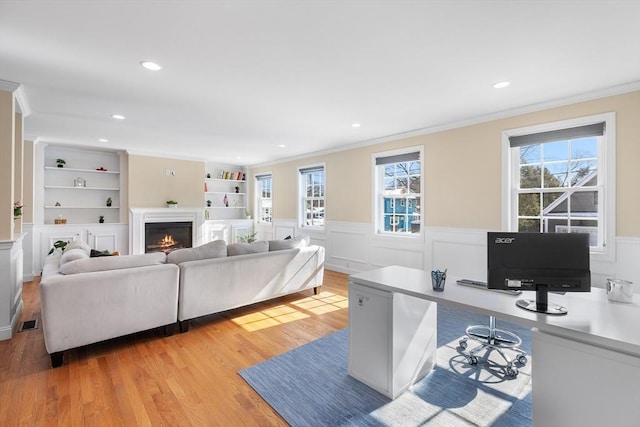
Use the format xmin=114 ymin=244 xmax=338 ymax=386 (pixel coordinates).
xmin=0 ymin=270 xmax=349 ymax=426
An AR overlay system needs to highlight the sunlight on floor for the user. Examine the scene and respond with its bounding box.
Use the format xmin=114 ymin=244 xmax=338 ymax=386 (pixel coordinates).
xmin=231 ymin=291 xmax=348 ymax=331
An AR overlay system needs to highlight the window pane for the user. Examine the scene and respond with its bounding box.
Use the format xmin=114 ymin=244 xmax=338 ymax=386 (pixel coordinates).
xmin=384 ymin=177 xmax=395 ymax=192
xmin=542 ymin=191 xmax=563 ymax=210
xmin=409 ymin=176 xmax=420 ymax=193
xmin=518 ymin=218 xmax=540 ymax=232
xmin=408 ymin=161 xmax=420 ymax=174
xmin=543 ymin=140 xmax=568 ymax=162
xmin=520 ymin=165 xmax=541 ymax=189
xmin=518 ymin=193 xmax=540 ymax=216
xmin=570 ymin=191 xmax=598 ymax=215
xmin=570 ymin=160 xmax=597 ymax=186
xmin=569 ymin=221 xmax=598 ymax=246
xmin=571 ymin=137 xmax=597 ymax=160
xmin=520 ymin=145 xmax=541 ymax=165
xmin=545 ymin=162 xmax=569 ymax=187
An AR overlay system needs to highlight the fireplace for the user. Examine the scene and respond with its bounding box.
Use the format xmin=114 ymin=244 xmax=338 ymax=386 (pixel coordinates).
xmin=145 ymin=222 xmax=193 ymax=253
xmin=130 ymin=208 xmax=204 ymax=255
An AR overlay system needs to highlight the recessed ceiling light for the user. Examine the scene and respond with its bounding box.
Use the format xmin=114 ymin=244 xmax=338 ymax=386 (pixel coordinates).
xmin=492 ymin=81 xmax=510 ymax=89
xmin=98 ymin=138 xmax=109 ymax=143
xmin=111 ymin=114 xmax=125 ymax=120
xmin=140 ymin=60 xmax=162 ymax=71
xmin=352 ymin=123 xmax=361 ymax=128
xmin=277 ymin=144 xmax=286 ymax=148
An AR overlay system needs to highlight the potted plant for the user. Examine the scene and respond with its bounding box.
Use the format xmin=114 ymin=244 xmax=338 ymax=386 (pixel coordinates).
xmin=206 ymin=200 xmax=212 ymax=207
xmin=237 ymin=232 xmax=257 ymax=243
xmin=56 ymin=159 xmax=66 ymax=168
xmin=99 ymin=215 xmax=105 ymax=223
xmin=13 ymin=200 xmax=23 ymax=218
xmin=166 ymin=200 xmax=178 ymax=208
xmin=106 ymin=197 xmax=112 ymax=207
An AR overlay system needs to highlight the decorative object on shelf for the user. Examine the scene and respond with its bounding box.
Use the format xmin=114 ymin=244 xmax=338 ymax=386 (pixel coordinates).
xmin=56 ymin=158 xmax=66 ymax=168
xmin=74 ymin=177 xmax=86 ymax=187
xmin=54 ymin=215 xmax=67 ymax=224
xmin=55 ymin=202 xmax=61 ymax=206
xmin=96 ymin=166 xmax=108 ymax=171
xmin=235 ymin=186 xmax=240 ymax=193
xmin=99 ymin=215 xmax=105 ymax=224
xmin=206 ymin=173 xmax=211 ymax=179
xmin=245 ymin=209 xmax=251 ymax=219
xmin=204 ymin=182 xmax=208 ymax=192
xmin=223 ymin=194 xmax=229 ymax=207
xmin=204 ymin=210 xmax=210 ymax=220
xmin=206 ymin=200 xmax=212 ymax=207
xmin=166 ymin=200 xmax=178 ymax=208
xmin=106 ymin=197 xmax=112 ymax=207
xmin=13 ymin=200 xmax=23 ymax=218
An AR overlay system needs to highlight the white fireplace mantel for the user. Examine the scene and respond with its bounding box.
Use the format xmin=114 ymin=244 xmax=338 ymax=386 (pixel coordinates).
xmin=129 ymin=208 xmax=204 ymax=255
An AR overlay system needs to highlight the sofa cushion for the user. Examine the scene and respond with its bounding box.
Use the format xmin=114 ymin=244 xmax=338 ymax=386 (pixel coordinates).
xmin=59 ymin=252 xmax=167 ymax=275
xmin=167 ymin=240 xmax=227 ymax=264
xmin=64 ymin=239 xmax=91 ymax=255
xmin=268 ymin=235 xmax=310 ymax=251
xmin=59 ymin=248 xmax=90 ymax=265
xmin=227 ymin=240 xmax=269 ymax=256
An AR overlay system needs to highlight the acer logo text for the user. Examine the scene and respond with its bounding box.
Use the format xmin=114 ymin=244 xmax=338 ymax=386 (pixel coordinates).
xmin=495 ymin=237 xmax=515 ymax=244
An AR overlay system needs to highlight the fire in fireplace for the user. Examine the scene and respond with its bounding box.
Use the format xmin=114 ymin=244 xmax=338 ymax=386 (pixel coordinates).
xmin=145 ymin=221 xmax=193 ymax=253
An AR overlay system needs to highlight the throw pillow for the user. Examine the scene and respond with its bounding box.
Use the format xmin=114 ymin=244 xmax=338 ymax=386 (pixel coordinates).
xmin=63 ymin=239 xmax=91 ymax=255
xmin=227 ymin=240 xmax=269 ymax=256
xmin=60 ymin=252 xmax=167 ymax=275
xmin=167 ymin=240 xmax=227 ymax=264
xmin=59 ymin=248 xmax=90 ymax=265
xmin=268 ymin=235 xmax=310 ymax=251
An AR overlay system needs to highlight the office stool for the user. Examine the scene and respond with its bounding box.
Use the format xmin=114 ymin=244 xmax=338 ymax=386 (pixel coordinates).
xmin=458 ymin=315 xmax=527 ymax=377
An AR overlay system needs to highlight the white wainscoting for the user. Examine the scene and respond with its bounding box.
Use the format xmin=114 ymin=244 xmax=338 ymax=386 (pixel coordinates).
xmin=291 ymin=220 xmax=640 ymax=294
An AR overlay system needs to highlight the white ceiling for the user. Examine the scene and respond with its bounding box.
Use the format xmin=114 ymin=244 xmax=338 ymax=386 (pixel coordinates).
xmin=1 ymin=0 xmax=639 ymax=166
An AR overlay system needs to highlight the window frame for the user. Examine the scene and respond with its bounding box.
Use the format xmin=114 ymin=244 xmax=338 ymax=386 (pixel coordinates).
xmin=298 ymin=163 xmax=326 ymax=230
xmin=372 ymin=146 xmax=424 ymax=238
xmin=502 ymin=112 xmax=616 ymax=261
xmin=254 ymin=172 xmax=273 ymax=224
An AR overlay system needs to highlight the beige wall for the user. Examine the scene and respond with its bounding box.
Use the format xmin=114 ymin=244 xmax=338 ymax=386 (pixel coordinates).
xmin=250 ymin=91 xmax=640 ymax=237
xmin=128 ymin=155 xmax=205 ymax=208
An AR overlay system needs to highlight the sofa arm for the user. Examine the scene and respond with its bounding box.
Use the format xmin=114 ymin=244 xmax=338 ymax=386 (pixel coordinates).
xmin=39 ymin=263 xmax=180 ymax=354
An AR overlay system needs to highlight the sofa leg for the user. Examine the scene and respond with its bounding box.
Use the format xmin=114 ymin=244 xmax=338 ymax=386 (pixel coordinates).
xmin=164 ymin=324 xmax=175 ymax=337
xmin=314 ymin=286 xmax=321 ymax=295
xmin=179 ymin=320 xmax=190 ymax=333
xmin=50 ymin=352 xmax=63 ymax=368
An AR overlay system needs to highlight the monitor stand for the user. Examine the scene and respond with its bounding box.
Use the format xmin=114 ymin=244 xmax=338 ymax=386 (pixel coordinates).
xmin=516 ymin=286 xmax=567 ymax=315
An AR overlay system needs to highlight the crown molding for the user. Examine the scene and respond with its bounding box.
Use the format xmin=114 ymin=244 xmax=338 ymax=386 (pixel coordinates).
xmin=0 ymin=79 xmax=32 ymax=117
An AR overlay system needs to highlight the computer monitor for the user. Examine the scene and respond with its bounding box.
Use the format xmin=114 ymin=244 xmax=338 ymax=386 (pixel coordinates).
xmin=487 ymin=232 xmax=591 ymax=315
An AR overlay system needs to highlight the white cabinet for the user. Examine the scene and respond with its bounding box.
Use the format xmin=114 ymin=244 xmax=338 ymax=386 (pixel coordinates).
xmin=348 ymin=281 xmax=438 ymax=399
xmin=203 ymin=219 xmax=253 ymax=245
xmin=36 ymin=224 xmax=128 ymax=270
xmin=204 ymin=164 xmax=247 ymax=221
xmin=42 ymin=145 xmax=123 ymax=225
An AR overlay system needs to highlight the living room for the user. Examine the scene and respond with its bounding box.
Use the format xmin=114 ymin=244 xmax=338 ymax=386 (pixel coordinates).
xmin=1 ymin=1 xmax=639 ymax=426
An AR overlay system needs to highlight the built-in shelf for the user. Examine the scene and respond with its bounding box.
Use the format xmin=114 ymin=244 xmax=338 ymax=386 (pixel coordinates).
xmin=205 ymin=191 xmax=247 ymax=196
xmin=45 ymin=185 xmax=119 ymax=191
xmin=207 ymin=206 xmax=247 ymax=209
xmin=45 ymin=166 xmax=120 ymax=174
xmin=45 ymin=206 xmax=120 ymax=209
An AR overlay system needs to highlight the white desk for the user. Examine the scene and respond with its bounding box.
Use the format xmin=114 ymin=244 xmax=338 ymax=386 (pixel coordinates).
xmin=349 ymin=265 xmax=640 ymax=427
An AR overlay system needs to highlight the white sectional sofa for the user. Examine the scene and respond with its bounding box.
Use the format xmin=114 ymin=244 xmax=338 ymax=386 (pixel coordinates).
xmin=173 ymin=238 xmax=325 ymax=332
xmin=39 ymin=240 xmax=180 ymax=368
xmin=38 ymin=236 xmax=325 ymax=367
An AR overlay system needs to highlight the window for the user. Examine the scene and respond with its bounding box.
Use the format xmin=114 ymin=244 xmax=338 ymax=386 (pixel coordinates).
xmin=374 ymin=148 xmax=422 ymax=235
xmin=299 ymin=164 xmax=325 ymax=228
xmin=255 ymin=173 xmax=272 ymax=223
xmin=503 ymin=113 xmax=615 ymax=257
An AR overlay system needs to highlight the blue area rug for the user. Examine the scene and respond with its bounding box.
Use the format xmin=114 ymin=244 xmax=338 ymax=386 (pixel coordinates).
xmin=239 ymin=304 xmax=532 ymax=426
